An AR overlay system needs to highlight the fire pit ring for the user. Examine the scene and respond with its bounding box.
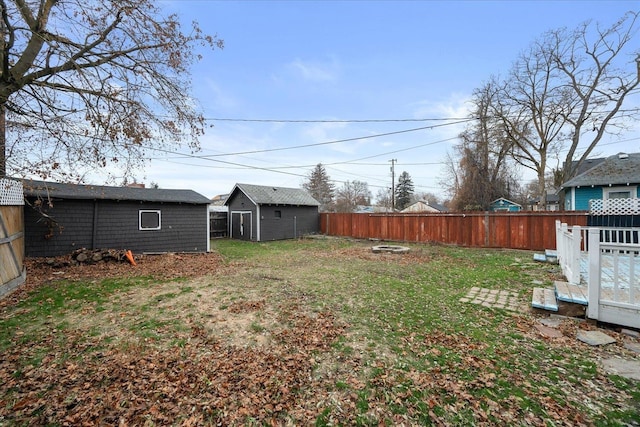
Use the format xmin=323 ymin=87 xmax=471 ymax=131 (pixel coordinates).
xmin=371 ymin=245 xmax=410 ymax=254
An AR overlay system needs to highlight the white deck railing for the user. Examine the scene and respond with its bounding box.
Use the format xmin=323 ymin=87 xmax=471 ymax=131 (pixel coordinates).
xmin=587 ymin=228 xmax=640 ymax=329
xmin=555 ymin=220 xmax=583 ymax=285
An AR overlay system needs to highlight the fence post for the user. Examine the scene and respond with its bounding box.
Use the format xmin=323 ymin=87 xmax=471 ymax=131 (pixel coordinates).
xmin=570 ymin=226 xmax=581 ymax=284
xmin=587 ymin=227 xmax=601 ymax=321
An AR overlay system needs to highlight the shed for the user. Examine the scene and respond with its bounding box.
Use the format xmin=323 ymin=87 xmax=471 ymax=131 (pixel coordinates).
xmin=225 ymin=183 xmax=319 ymax=241
xmin=23 ymin=180 xmax=211 ymax=257
xmin=489 ymin=198 xmax=522 ymax=212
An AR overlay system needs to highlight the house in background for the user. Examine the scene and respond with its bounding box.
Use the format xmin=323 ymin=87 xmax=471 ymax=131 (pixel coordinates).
xmin=23 ymin=180 xmax=211 ymax=257
xmin=489 ymin=197 xmax=522 ymax=212
xmin=400 ymin=200 xmax=449 ymax=213
xmin=225 ymin=183 xmax=319 ymax=241
xmin=526 ymin=194 xmax=560 ymax=211
xmin=560 ymin=152 xmax=640 ymax=211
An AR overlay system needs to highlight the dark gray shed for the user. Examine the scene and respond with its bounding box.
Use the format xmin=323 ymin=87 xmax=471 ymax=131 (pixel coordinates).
xmin=224 ymin=183 xmax=319 ymax=241
xmin=23 ymin=180 xmax=211 ymax=257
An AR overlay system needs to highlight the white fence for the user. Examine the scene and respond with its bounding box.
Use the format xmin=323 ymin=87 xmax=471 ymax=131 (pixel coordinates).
xmin=555 ymin=220 xmax=640 ymax=329
xmin=587 ymin=228 xmax=640 ymax=329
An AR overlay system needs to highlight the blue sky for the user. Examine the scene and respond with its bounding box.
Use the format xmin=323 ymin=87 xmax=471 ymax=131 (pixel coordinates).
xmin=146 ymin=0 xmax=640 ymax=200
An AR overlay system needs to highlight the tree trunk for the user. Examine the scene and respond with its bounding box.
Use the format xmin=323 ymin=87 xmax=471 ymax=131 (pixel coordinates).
xmin=0 ymin=104 xmax=5 ymax=178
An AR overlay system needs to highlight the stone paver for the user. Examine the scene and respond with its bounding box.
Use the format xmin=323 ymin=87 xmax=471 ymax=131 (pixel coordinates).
xmin=601 ymin=358 xmax=640 ymax=381
xmin=577 ymin=330 xmax=617 ymax=346
xmin=460 ymin=287 xmax=521 ymax=312
xmin=534 ymin=323 xmax=564 ymax=338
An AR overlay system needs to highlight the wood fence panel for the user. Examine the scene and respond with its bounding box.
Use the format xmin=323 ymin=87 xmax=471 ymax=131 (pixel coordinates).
xmin=320 ymin=211 xmax=589 ymax=251
xmin=1 ymin=179 xmax=25 ymax=298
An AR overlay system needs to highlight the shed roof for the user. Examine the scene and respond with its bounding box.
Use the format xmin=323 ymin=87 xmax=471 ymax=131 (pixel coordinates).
xmin=226 ymin=183 xmax=319 ymax=206
xmin=22 ymin=180 xmax=210 ymax=204
xmin=561 ymin=153 xmax=640 ymax=188
xmin=490 ymin=197 xmax=522 ymax=207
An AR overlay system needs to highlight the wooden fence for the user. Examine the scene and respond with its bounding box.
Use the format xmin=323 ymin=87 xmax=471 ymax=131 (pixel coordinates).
xmin=1 ymin=179 xmax=25 ymax=298
xmin=320 ymin=211 xmax=589 ymax=251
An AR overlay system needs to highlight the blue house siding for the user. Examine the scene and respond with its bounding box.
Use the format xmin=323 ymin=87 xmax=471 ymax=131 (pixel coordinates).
xmin=489 ymin=198 xmax=521 ymax=212
xmin=574 ymin=187 xmax=603 ymax=211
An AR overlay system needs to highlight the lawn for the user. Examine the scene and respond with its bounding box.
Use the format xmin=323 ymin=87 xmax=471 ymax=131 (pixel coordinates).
xmin=1 ymin=237 xmax=639 ymax=426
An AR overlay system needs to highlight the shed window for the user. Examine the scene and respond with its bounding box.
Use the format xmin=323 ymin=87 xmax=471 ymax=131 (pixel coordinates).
xmin=139 ymin=210 xmax=161 ymax=230
xmin=274 ymin=210 xmax=282 ymax=218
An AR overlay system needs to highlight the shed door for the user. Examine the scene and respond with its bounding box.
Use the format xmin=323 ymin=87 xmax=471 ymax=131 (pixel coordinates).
xmin=231 ymin=212 xmax=252 ymax=241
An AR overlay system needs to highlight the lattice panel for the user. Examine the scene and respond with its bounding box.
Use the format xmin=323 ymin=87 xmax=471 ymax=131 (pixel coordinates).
xmin=590 ymin=198 xmax=640 ymax=216
xmin=0 ymin=179 xmax=24 ymax=206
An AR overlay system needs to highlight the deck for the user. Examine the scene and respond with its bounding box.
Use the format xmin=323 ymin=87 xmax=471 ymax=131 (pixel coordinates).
xmin=578 ymin=251 xmax=639 ymax=305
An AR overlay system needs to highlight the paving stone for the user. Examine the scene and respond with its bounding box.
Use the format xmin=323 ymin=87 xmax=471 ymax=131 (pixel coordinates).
xmin=601 ymin=358 xmax=640 ymax=381
xmin=624 ymin=342 xmax=640 ymax=354
xmin=539 ymin=317 xmax=563 ymax=328
xmin=534 ymin=323 xmax=564 ymax=338
xmin=459 ymin=298 xmax=470 ymax=303
xmin=577 ymin=330 xmax=617 ymax=346
xmin=621 ymin=329 xmax=640 ymax=338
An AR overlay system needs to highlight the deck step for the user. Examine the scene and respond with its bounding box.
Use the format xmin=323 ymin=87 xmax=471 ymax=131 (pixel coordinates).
xmin=544 ymin=249 xmax=558 ymax=264
xmin=555 ymin=281 xmax=588 ymax=305
xmin=533 ymin=253 xmax=547 ymax=262
xmin=532 ymin=287 xmax=558 ymax=312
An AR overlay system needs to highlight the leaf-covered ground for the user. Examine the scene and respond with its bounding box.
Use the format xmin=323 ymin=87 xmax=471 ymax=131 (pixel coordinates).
xmin=1 ymin=238 xmax=639 ymax=425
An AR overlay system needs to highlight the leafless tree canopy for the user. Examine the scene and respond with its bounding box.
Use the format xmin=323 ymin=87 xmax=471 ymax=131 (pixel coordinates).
xmin=491 ymin=12 xmax=639 ymax=205
xmin=0 ymin=0 xmax=223 ymax=180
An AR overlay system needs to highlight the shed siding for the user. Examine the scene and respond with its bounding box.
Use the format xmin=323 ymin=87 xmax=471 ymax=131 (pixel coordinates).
xmin=25 ymin=199 xmax=94 ymax=257
xmin=25 ymin=199 xmax=207 ymax=257
xmin=575 ymin=187 xmax=603 ymax=210
xmin=94 ymin=202 xmax=208 ymax=253
xmin=259 ymin=205 xmax=319 ymax=241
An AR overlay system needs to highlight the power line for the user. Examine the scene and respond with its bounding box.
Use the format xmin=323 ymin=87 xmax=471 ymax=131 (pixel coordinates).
xmin=195 ymin=119 xmax=473 ymax=157
xmin=205 ymin=117 xmax=469 ymax=123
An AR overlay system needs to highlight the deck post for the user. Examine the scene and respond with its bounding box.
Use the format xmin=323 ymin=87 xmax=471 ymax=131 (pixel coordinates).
xmin=570 ymin=226 xmax=581 ymax=284
xmin=587 ymin=227 xmax=601 ymax=321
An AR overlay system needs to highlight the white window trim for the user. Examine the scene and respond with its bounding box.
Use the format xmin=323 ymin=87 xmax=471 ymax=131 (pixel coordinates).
xmin=603 ymin=185 xmax=637 ymax=200
xmin=139 ymin=210 xmax=162 ymax=231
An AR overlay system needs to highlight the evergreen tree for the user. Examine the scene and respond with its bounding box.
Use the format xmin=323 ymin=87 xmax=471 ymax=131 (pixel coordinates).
xmin=302 ymin=163 xmax=335 ymax=212
xmin=395 ymin=171 xmax=414 ymax=210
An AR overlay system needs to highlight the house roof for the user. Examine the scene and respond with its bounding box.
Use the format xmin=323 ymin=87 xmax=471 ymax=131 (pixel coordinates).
xmin=226 ymin=183 xmax=319 ymax=206
xmin=401 ymin=200 xmax=449 ymax=213
xmin=561 ymin=152 xmax=640 ymax=188
xmin=490 ymin=197 xmax=522 ymax=207
xmin=22 ymin=180 xmax=211 ymax=204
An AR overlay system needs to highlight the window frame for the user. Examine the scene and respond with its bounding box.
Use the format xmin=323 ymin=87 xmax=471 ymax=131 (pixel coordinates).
xmin=139 ymin=209 xmax=162 ymax=231
xmin=603 ymin=186 xmax=637 ymax=200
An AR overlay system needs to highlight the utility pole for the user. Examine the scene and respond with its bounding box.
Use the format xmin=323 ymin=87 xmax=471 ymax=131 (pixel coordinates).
xmin=389 ymin=159 xmax=396 ymax=211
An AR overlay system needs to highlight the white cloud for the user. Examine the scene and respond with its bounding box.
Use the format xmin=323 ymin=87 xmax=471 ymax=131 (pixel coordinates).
xmin=286 ymin=56 xmax=340 ymax=82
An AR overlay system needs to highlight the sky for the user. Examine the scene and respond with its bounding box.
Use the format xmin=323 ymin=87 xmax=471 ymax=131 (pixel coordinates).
xmin=140 ymin=0 xmax=640 ymax=201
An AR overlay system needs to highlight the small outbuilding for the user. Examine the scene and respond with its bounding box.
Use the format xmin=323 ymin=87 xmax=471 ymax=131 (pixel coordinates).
xmin=225 ymin=183 xmax=319 ymax=241
xmin=489 ymin=197 xmax=522 ymax=212
xmin=23 ymin=180 xmax=211 ymax=257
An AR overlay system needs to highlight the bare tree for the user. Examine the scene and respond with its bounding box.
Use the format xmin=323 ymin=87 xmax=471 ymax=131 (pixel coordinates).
xmin=491 ymin=12 xmax=640 ymax=207
xmin=374 ymin=186 xmax=392 ymax=209
xmin=445 ymin=82 xmax=519 ymax=211
xmin=335 ymin=180 xmax=371 ymax=213
xmin=0 ymin=0 xmax=223 ymax=180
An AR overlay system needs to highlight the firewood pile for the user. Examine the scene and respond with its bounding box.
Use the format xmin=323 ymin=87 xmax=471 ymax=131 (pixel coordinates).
xmin=45 ymin=248 xmax=131 ymax=267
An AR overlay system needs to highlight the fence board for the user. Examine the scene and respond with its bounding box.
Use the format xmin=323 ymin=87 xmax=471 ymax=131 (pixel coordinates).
xmin=1 ymin=179 xmax=26 ymax=298
xmin=320 ymin=211 xmax=588 ymax=251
